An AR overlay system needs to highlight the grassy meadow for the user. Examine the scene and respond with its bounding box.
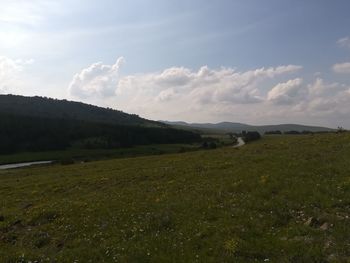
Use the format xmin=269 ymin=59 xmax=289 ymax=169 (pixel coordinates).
xmin=1 ymin=133 xmax=350 ymax=262
xmin=0 ymin=144 xmax=200 ymax=166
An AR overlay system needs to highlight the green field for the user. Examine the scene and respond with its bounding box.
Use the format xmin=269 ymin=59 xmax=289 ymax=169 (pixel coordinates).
xmin=0 ymin=134 xmax=235 ymax=166
xmin=1 ymin=133 xmax=350 ymax=262
xmin=0 ymin=144 xmax=201 ymax=166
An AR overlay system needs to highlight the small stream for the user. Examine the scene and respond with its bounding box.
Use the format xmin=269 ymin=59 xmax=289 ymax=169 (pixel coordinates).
xmin=0 ymin=161 xmax=53 ymax=170
xmin=233 ymin=137 xmax=245 ymax=148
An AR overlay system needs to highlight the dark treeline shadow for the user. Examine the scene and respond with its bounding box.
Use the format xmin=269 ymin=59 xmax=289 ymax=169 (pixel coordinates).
xmin=0 ymin=113 xmax=201 ymax=154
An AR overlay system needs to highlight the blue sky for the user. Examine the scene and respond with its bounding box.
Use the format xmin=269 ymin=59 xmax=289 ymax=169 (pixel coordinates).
xmin=1 ymin=0 xmax=350 ymax=127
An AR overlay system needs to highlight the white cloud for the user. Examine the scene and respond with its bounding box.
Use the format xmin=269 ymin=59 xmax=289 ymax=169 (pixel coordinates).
xmin=207 ymin=65 xmax=303 ymax=104
xmin=118 ymin=64 xmax=302 ymax=106
xmin=274 ymin=78 xmax=350 ymax=127
xmin=267 ymin=78 xmax=304 ymax=105
xmin=306 ymin=79 xmax=350 ymax=113
xmin=155 ymin=67 xmax=193 ymax=87
xmin=0 ymin=56 xmax=33 ymax=93
xmin=156 ymin=88 xmax=177 ymax=102
xmin=67 ymin=60 xmax=350 ymax=127
xmin=308 ymin=78 xmax=346 ymax=97
xmin=332 ymin=62 xmax=350 ymax=74
xmin=69 ymin=60 xmax=304 ymax=121
xmin=262 ymin=78 xmax=350 ymax=127
xmin=69 ymin=57 xmax=125 ymax=98
xmin=337 ymin=37 xmax=350 ymax=49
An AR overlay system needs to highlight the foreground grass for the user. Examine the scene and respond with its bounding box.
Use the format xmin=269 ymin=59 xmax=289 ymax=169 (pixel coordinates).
xmin=1 ymin=133 xmax=350 ymax=262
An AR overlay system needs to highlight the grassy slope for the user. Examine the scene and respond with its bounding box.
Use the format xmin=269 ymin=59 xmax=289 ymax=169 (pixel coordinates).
xmin=1 ymin=134 xmax=350 ymax=262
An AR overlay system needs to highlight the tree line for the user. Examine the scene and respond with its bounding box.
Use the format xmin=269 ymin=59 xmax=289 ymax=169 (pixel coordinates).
xmin=0 ymin=95 xmax=160 ymax=127
xmin=0 ymin=113 xmax=201 ymax=154
xmin=264 ymin=130 xmax=337 ymax=135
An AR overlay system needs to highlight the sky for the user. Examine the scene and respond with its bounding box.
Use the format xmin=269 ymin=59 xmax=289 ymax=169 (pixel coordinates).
xmin=1 ymin=0 xmax=350 ymax=128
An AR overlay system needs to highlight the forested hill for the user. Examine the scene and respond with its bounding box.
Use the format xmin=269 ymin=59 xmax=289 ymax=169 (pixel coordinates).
xmin=0 ymin=95 xmax=162 ymax=127
xmin=0 ymin=95 xmax=201 ymax=154
xmin=0 ymin=113 xmax=201 ymax=154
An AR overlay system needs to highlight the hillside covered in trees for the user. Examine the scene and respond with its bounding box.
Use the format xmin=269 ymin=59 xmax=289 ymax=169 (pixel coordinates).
xmin=0 ymin=95 xmax=201 ymax=154
xmin=0 ymin=95 xmax=162 ymax=127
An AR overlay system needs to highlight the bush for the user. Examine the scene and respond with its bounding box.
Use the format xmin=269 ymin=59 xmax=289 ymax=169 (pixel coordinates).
xmin=265 ymin=130 xmax=282 ymax=135
xmin=243 ymin=131 xmax=261 ymax=142
xmin=60 ymin=159 xmax=75 ymax=165
xmin=284 ymin=131 xmax=301 ymax=135
xmin=209 ymin=142 xmax=217 ymax=149
xmin=202 ymin=142 xmax=209 ymax=148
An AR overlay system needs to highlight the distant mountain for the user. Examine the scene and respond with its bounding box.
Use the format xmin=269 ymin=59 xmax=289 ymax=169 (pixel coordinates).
xmin=161 ymin=121 xmax=335 ymax=133
xmin=0 ymin=94 xmax=164 ymax=127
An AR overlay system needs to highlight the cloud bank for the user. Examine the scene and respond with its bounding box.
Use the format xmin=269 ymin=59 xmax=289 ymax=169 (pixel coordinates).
xmin=67 ymin=58 xmax=350 ymax=127
xmin=69 ymin=58 xmax=302 ymax=103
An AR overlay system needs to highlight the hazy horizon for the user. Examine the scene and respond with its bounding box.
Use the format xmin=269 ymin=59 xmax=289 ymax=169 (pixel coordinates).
xmin=1 ymin=0 xmax=350 ymax=128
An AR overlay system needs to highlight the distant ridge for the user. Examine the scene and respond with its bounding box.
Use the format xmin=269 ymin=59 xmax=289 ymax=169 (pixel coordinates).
xmin=161 ymin=120 xmax=335 ymax=133
xmin=0 ymin=94 xmax=164 ymax=127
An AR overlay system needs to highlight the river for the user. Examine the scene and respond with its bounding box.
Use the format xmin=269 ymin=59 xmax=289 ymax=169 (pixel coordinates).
xmin=0 ymin=161 xmax=53 ymax=170
xmin=233 ymin=137 xmax=245 ymax=148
